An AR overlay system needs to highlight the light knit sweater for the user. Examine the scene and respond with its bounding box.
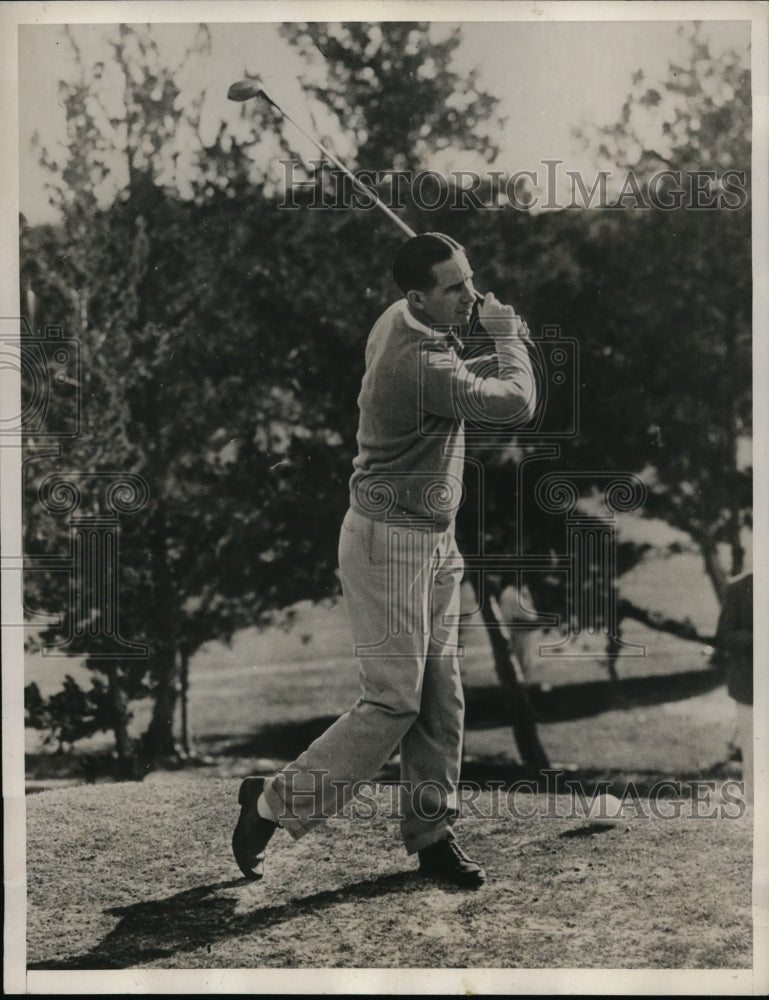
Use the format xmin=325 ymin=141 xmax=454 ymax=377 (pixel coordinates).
xmin=349 ymin=299 xmax=536 ymax=529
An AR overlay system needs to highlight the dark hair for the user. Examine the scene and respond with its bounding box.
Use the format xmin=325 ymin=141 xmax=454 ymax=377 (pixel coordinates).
xmin=391 ymin=232 xmax=465 ymax=295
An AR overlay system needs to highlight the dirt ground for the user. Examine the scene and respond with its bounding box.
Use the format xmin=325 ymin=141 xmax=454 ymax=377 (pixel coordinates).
xmin=25 ymin=777 xmax=754 ymax=976
xmin=20 ymin=550 xmax=765 ymax=990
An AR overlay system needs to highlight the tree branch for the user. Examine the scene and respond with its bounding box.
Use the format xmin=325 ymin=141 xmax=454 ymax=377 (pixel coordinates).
xmin=617 ymin=598 xmax=714 ymax=645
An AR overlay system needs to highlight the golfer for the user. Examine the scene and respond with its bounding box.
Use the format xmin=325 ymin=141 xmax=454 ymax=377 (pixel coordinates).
xmin=233 ymin=233 xmax=536 ymax=887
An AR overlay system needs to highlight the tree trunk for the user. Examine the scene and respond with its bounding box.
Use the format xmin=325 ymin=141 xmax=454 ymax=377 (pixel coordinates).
xmin=140 ymin=499 xmax=180 ymax=761
xmin=702 ymin=527 xmax=728 ymax=608
xmin=105 ymin=663 xmax=144 ymax=780
xmin=497 ymin=582 xmax=540 ymax=683
xmin=474 ymin=582 xmax=550 ymax=770
xmin=726 ymin=402 xmax=745 ymax=577
xmin=107 ymin=664 xmax=134 ymax=760
xmin=141 ymin=644 xmax=179 ymax=759
xmin=605 ymin=628 xmax=622 ymax=685
xmin=703 ymin=398 xmax=745 ymax=600
xmin=727 ymin=510 xmax=744 ymax=578
xmin=179 ymin=648 xmax=190 ymax=756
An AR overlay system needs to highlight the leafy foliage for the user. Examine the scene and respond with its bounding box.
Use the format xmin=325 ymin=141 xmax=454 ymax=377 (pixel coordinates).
xmin=22 ymin=22 xmax=507 ymax=765
xmin=25 ymin=676 xmax=114 ymax=752
xmin=574 ymin=25 xmax=751 ymax=593
xmin=279 ymin=22 xmax=502 ymax=173
xmin=22 ymin=22 xmax=751 ymax=767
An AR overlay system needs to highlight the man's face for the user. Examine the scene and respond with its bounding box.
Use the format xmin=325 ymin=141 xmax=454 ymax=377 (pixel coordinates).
xmin=411 ymin=251 xmax=477 ymax=327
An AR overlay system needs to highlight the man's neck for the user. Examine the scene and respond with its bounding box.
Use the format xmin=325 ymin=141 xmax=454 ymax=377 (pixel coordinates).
xmin=406 ymin=302 xmax=455 ymax=335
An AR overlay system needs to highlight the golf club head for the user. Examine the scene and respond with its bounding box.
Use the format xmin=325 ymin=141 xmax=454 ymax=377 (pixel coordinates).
xmin=227 ymin=79 xmax=263 ymax=103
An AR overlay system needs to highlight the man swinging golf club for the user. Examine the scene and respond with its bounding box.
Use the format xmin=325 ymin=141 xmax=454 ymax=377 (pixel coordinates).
xmin=233 ymin=232 xmax=536 ymax=888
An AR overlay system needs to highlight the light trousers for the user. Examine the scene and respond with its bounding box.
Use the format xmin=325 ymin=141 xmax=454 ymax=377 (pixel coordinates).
xmin=264 ymin=507 xmax=466 ymax=853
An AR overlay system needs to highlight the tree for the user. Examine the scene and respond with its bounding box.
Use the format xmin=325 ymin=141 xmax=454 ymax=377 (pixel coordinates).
xmin=278 ymin=22 xmax=553 ymax=767
xmin=470 ymin=26 xmax=752 ymax=677
xmin=25 ymin=21 xmax=747 ymax=778
xmin=23 ymin=21 xmax=518 ymax=769
xmin=23 ymin=24 xmax=343 ymax=766
xmin=389 ymin=26 xmax=751 ymax=698
xmin=280 ymin=21 xmax=501 ymax=174
xmin=577 ymin=25 xmax=751 ymax=600
xmin=23 ymin=25 xmax=214 ymax=766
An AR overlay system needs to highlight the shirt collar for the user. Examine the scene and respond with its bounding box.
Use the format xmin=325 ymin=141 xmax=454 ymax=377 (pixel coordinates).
xmin=398 ymin=299 xmax=453 ymax=340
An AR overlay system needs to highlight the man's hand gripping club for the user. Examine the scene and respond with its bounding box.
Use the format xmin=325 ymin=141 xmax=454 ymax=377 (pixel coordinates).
xmin=477 ymin=291 xmax=531 ymax=344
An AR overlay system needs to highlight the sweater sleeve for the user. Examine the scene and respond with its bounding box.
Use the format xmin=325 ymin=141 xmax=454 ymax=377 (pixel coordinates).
xmin=420 ymin=337 xmax=536 ymax=425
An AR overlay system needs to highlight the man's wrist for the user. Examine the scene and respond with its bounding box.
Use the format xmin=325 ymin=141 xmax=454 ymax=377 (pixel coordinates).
xmin=483 ymin=318 xmax=530 ymax=344
xmin=491 ymin=332 xmax=529 ymax=346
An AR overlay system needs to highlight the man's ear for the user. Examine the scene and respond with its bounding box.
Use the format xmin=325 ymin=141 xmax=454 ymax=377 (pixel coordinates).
xmin=406 ymin=289 xmax=426 ymax=310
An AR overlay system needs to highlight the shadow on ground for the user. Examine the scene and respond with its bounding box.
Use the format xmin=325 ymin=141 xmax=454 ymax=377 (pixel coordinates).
xmin=25 ymin=668 xmax=728 ymax=788
xmin=207 ymin=668 xmax=723 ymax=761
xmin=27 ymin=870 xmax=426 ymax=970
xmin=476 ymin=668 xmax=723 ymax=724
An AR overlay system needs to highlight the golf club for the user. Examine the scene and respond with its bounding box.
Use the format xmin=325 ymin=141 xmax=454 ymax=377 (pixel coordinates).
xmin=227 ymin=79 xmax=528 ymax=386
xmin=228 ymin=78 xmax=417 ymax=239
xmin=227 ymin=79 xmax=502 ymax=326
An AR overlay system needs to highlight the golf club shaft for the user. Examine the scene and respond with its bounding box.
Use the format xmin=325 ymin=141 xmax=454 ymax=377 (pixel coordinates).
xmin=257 ymin=90 xmax=416 ymax=239
xmin=229 ymin=80 xmax=483 ymax=306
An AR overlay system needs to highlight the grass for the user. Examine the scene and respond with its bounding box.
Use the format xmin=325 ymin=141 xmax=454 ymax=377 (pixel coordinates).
xmin=22 ymin=546 xmax=759 ymax=981
xmin=26 ymin=783 xmax=752 ymax=971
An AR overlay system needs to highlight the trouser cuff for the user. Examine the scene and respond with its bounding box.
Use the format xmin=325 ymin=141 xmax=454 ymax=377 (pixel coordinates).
xmin=403 ymin=819 xmax=455 ymax=855
xmin=263 ymin=777 xmax=318 ymax=841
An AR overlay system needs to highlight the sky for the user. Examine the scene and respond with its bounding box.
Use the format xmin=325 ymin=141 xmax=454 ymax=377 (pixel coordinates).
xmin=17 ymin=15 xmax=752 ymax=225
